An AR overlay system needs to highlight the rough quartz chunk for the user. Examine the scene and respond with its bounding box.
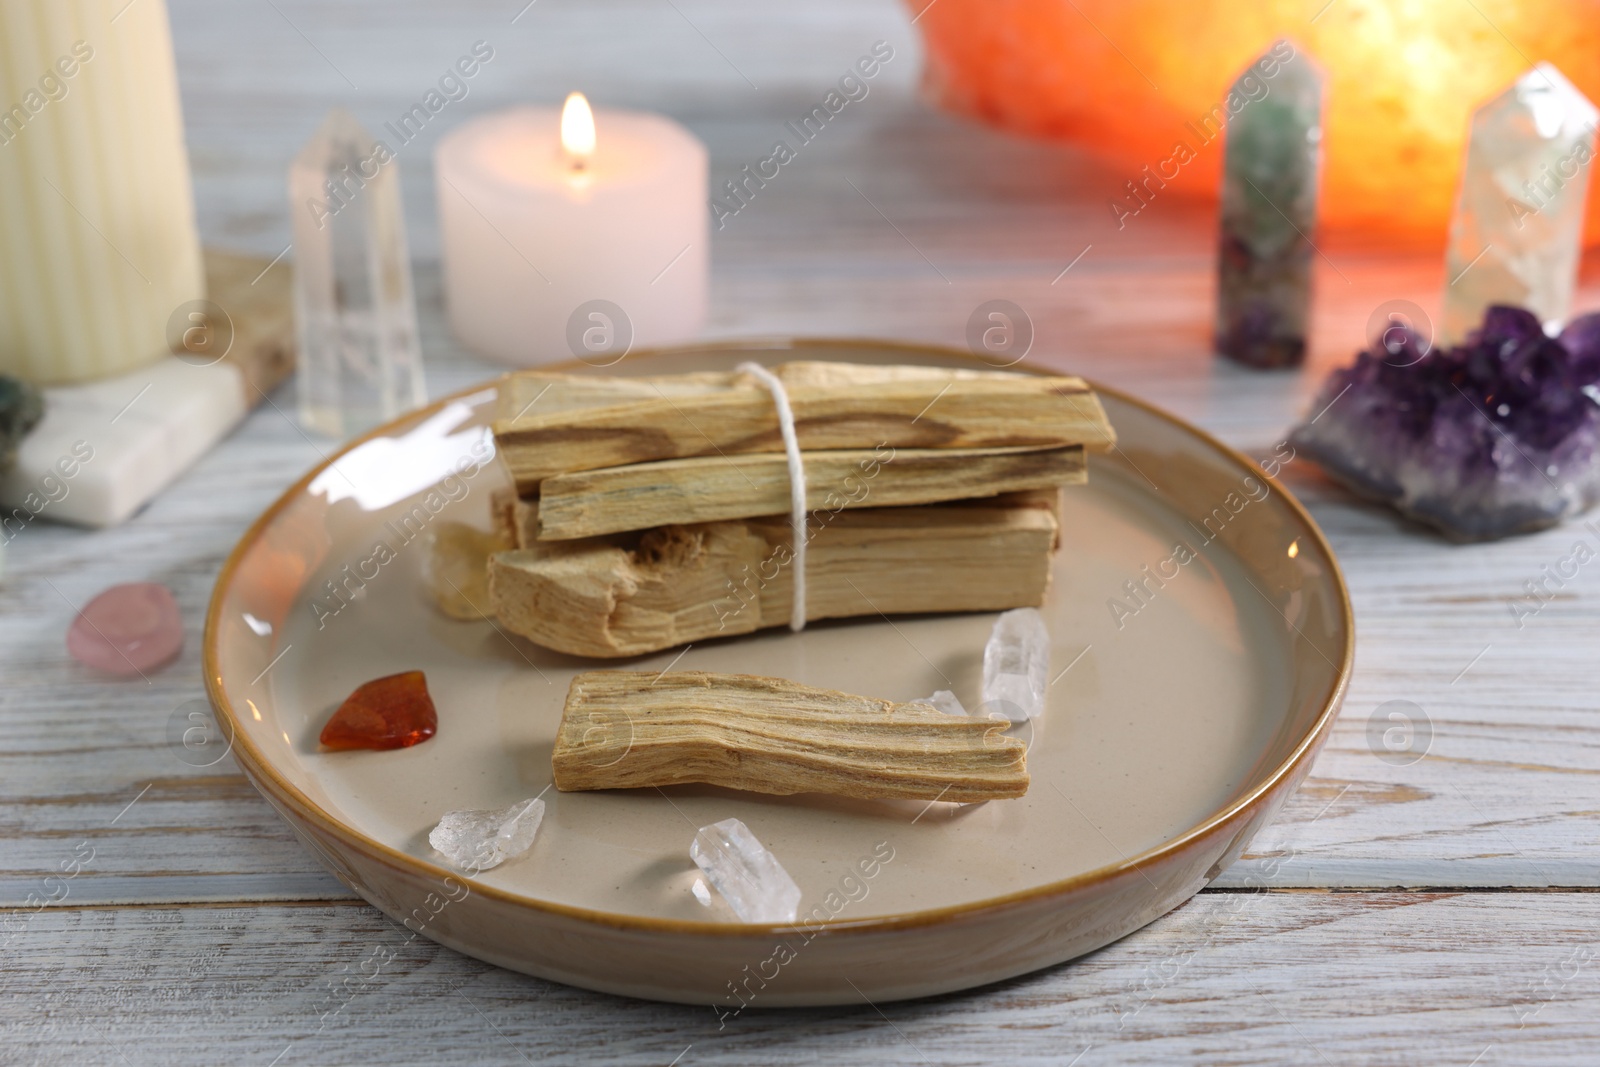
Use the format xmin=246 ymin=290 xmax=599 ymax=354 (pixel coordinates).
xmin=981 ymin=608 xmax=1050 ymax=722
xmin=426 ymin=521 xmax=505 ymax=620
xmin=428 ymin=797 xmax=545 ymax=871
xmin=689 ymin=818 xmax=801 ymax=923
xmin=1291 ymin=304 xmax=1600 ymax=540
xmin=917 ymin=690 xmax=968 ymax=716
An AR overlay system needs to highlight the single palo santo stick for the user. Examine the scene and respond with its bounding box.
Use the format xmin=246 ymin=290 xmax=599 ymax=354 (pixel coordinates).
xmin=535 ymin=444 xmax=1086 ymax=540
xmin=496 ymin=360 xmax=1064 ymax=423
xmin=493 ymin=362 xmax=1114 ymax=493
xmin=490 ymin=494 xmax=1058 ymax=657
xmin=494 ymin=488 xmax=1063 ymax=552
xmin=553 ymin=671 xmax=1029 ymax=801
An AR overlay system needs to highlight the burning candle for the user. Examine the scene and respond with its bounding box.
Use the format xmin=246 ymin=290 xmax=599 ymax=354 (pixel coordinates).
xmin=435 ymin=93 xmax=708 ymax=367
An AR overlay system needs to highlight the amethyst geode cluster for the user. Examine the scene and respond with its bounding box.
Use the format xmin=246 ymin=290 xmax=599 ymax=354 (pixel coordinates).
xmin=1291 ymin=305 xmax=1600 ymax=541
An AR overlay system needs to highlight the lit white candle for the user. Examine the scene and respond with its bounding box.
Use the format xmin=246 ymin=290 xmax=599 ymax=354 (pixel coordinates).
xmin=435 ymin=93 xmax=707 ymax=366
xmin=0 ymin=0 xmax=204 ymax=384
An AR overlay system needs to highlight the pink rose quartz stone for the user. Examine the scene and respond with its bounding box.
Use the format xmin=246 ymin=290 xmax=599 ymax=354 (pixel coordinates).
xmin=66 ymin=582 xmax=183 ymax=676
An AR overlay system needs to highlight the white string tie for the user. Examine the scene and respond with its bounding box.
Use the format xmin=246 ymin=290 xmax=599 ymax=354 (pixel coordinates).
xmin=736 ymin=362 xmax=807 ymax=631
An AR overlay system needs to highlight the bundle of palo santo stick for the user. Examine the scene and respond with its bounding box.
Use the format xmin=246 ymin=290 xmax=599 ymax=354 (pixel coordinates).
xmin=440 ymin=361 xmax=1115 ymax=658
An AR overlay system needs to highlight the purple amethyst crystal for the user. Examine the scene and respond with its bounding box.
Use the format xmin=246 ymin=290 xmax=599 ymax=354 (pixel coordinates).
xmin=1290 ymin=305 xmax=1600 ymax=540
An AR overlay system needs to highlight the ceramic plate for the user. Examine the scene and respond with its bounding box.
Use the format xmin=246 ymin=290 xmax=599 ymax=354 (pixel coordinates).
xmin=205 ymin=340 xmax=1352 ymax=1007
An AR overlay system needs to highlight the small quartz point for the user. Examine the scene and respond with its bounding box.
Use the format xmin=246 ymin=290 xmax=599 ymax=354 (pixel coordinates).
xmin=290 ymin=108 xmax=427 ymax=439
xmin=426 ymin=521 xmax=506 ymax=620
xmin=917 ymin=689 xmax=967 ymax=716
xmin=429 ymin=797 xmax=545 ymax=871
xmin=981 ymin=608 xmax=1050 ymax=722
xmin=689 ymin=818 xmax=801 ymax=923
xmin=1441 ymin=64 xmax=1598 ymax=344
xmin=1215 ymin=40 xmax=1324 ymax=368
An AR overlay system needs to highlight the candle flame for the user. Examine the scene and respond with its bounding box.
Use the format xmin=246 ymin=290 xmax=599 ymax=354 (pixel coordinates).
xmin=561 ymin=91 xmax=596 ymax=166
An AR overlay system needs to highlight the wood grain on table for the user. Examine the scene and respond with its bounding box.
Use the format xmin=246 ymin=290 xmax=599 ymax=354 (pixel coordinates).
xmin=3 ymin=1 xmax=1597 ymax=1063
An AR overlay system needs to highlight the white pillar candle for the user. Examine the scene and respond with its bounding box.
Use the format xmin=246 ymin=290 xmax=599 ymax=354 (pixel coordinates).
xmin=0 ymin=0 xmax=204 ymax=384
xmin=436 ymin=95 xmax=707 ymax=367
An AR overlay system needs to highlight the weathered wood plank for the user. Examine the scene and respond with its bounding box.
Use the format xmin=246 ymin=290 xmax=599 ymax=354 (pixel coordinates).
xmin=3 ymin=893 xmax=1597 ymax=1065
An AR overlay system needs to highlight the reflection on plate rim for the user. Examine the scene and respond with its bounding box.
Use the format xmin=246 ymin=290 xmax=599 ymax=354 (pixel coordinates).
xmin=203 ymin=337 xmax=1354 ymax=938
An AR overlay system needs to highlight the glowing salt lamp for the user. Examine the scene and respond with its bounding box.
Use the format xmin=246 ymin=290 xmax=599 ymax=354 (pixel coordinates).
xmin=911 ymin=0 xmax=1600 ymax=243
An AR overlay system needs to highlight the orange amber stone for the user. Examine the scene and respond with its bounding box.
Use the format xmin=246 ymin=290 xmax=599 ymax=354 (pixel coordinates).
xmin=319 ymin=670 xmax=438 ymax=751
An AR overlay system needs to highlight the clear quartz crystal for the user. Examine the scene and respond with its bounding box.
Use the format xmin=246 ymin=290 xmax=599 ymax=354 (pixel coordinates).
xmin=428 ymin=797 xmax=545 ymax=871
xmin=690 ymin=817 xmax=801 ymax=923
xmin=425 ymin=521 xmax=501 ymax=620
xmin=917 ymin=690 xmax=968 ymax=716
xmin=1441 ymin=63 xmax=1599 ymax=343
xmin=981 ymin=608 xmax=1050 ymax=722
xmin=290 ymin=108 xmax=427 ymax=438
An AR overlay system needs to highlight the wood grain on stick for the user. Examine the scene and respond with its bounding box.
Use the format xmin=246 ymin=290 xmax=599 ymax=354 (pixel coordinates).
xmin=498 ymin=369 xmax=731 ymax=422
xmin=489 ymin=494 xmax=1058 ymax=657
xmin=496 ymin=361 xmax=1073 ymax=421
xmin=535 ymin=444 xmax=1085 ymax=540
xmin=553 ymin=670 xmax=1029 ymax=801
xmin=492 ymin=362 xmax=1114 ymax=493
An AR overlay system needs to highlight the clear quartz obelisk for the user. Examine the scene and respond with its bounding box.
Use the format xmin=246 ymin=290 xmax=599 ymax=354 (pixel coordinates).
xmin=289 ymin=109 xmax=427 ymax=438
xmin=1214 ymin=40 xmax=1324 ymax=368
xmin=1441 ymin=64 xmax=1598 ymax=344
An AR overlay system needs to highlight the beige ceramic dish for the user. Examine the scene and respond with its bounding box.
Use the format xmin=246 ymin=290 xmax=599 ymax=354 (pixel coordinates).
xmin=204 ymin=340 xmax=1352 ymax=1007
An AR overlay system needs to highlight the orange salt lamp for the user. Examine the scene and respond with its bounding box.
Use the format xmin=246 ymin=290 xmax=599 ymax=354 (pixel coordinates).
xmin=912 ymin=0 xmax=1600 ymax=243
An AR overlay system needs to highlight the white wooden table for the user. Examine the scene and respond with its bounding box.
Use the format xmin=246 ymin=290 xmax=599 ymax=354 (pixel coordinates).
xmin=5 ymin=2 xmax=1599 ymax=1063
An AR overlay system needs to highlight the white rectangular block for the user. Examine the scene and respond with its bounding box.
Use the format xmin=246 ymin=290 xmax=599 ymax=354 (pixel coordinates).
xmin=0 ymin=358 xmax=247 ymax=528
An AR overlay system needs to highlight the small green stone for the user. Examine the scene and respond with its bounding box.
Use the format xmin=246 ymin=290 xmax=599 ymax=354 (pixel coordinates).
xmin=0 ymin=375 xmax=44 ymax=472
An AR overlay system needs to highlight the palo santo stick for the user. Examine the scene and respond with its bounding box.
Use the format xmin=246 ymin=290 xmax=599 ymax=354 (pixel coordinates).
xmin=492 ymin=362 xmax=1114 ymax=493
xmin=498 ymin=490 xmax=1063 ymax=552
xmin=535 ymin=444 xmax=1086 ymax=540
xmin=489 ymin=495 xmax=1057 ymax=657
xmin=496 ymin=361 xmax=1059 ymax=423
xmin=488 ymin=486 xmax=520 ymax=548
xmin=553 ymin=671 xmax=1029 ymax=801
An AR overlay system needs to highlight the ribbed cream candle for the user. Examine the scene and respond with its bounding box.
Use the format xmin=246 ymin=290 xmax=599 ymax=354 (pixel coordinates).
xmin=0 ymin=0 xmax=203 ymax=384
